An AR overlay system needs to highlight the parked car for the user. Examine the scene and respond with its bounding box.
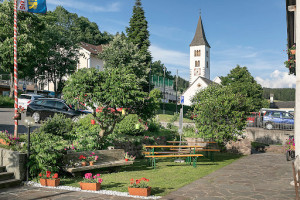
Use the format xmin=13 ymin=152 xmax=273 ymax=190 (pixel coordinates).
xmin=18 ymin=94 xmax=44 ymax=109
xmin=262 ymin=110 xmax=294 ymax=130
xmin=26 ymin=98 xmax=90 ymax=123
xmin=246 ymin=112 xmax=259 ymax=127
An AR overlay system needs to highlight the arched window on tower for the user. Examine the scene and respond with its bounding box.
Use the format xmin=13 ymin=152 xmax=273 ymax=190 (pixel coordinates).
xmin=198 ymin=50 xmax=201 ymax=56
xmin=195 ymin=60 xmax=200 ymax=67
xmin=206 ymin=62 xmax=208 ymax=68
xmin=194 ymin=50 xmax=196 ymax=57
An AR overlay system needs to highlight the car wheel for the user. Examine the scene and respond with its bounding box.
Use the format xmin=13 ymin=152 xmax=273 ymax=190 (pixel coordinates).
xmin=32 ymin=112 xmax=40 ymax=123
xmin=265 ymin=123 xmax=273 ymax=130
xmin=72 ymin=116 xmax=79 ymax=122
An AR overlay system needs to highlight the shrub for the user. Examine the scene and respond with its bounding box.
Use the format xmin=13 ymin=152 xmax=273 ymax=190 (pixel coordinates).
xmin=71 ymin=114 xmax=102 ymax=151
xmin=29 ymin=130 xmax=68 ymax=177
xmin=0 ymin=96 xmax=14 ymax=107
xmin=114 ymin=114 xmax=145 ymax=136
xmin=147 ymin=118 xmax=161 ymax=133
xmin=39 ymin=114 xmax=74 ymax=140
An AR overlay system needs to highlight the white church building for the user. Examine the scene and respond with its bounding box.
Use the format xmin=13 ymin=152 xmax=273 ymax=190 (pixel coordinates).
xmin=182 ymin=15 xmax=220 ymax=106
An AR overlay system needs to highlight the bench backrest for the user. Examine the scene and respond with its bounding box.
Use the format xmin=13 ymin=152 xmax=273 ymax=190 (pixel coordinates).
xmin=63 ymin=149 xmax=125 ymax=163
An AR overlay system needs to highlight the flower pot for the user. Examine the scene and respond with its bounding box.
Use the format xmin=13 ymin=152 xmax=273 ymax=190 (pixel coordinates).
xmin=89 ymin=161 xmax=94 ymax=166
xmin=0 ymin=138 xmax=10 ymax=146
xmin=291 ymin=50 xmax=296 ymax=55
xmin=47 ymin=178 xmax=60 ymax=187
xmin=128 ymin=187 xmax=151 ymax=197
xmin=40 ymin=178 xmax=47 ymax=186
xmin=81 ymin=162 xmax=87 ymax=166
xmin=125 ymin=158 xmax=129 ymax=162
xmin=80 ymin=182 xmax=101 ymax=191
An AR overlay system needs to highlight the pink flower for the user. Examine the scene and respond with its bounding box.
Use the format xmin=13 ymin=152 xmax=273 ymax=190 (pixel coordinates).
xmin=93 ymin=175 xmax=96 ymax=179
xmin=96 ymin=174 xmax=101 ymax=177
xmin=92 ymin=152 xmax=95 ymax=155
xmin=84 ymin=173 xmax=92 ymax=179
xmin=98 ymin=178 xmax=103 ymax=183
xmin=95 ymin=156 xmax=98 ymax=161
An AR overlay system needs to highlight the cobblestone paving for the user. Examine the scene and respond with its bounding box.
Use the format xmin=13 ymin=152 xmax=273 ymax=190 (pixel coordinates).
xmin=0 ymin=149 xmax=296 ymax=200
xmin=162 ymin=152 xmax=295 ymax=200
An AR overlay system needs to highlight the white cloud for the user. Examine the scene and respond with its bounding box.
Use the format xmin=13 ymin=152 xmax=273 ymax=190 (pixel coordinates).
xmin=149 ymin=45 xmax=189 ymax=67
xmin=47 ymin=0 xmax=121 ymax=12
xmin=255 ymin=70 xmax=296 ymax=88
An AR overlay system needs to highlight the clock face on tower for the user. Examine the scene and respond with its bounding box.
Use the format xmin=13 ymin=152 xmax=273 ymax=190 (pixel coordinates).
xmin=194 ymin=68 xmax=201 ymax=76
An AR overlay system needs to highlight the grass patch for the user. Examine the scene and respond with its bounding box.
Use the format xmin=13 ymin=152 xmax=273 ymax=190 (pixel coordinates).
xmin=157 ymin=114 xmax=194 ymax=123
xmin=0 ymin=96 xmax=14 ymax=108
xmin=34 ymin=152 xmax=242 ymax=196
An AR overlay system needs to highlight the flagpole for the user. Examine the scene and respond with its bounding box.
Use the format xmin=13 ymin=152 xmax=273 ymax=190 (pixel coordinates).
xmin=14 ymin=0 xmax=18 ymax=138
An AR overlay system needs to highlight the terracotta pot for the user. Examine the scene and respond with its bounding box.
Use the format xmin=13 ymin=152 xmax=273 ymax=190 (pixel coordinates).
xmin=81 ymin=162 xmax=87 ymax=166
xmin=47 ymin=178 xmax=60 ymax=187
xmin=0 ymin=138 xmax=10 ymax=146
xmin=40 ymin=178 xmax=47 ymax=186
xmin=80 ymin=182 xmax=101 ymax=191
xmin=89 ymin=161 xmax=94 ymax=166
xmin=128 ymin=187 xmax=151 ymax=197
xmin=125 ymin=158 xmax=129 ymax=162
xmin=291 ymin=49 xmax=296 ymax=55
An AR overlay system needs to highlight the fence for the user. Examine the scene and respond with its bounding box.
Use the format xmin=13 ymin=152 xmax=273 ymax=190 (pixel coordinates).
xmin=246 ymin=111 xmax=294 ymax=130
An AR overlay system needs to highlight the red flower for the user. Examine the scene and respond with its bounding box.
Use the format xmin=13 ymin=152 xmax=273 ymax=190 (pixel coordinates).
xmin=39 ymin=173 xmax=42 ymax=177
xmin=79 ymin=155 xmax=86 ymax=160
xmin=46 ymin=173 xmax=51 ymax=178
xmin=46 ymin=171 xmax=51 ymax=175
xmin=52 ymin=173 xmax=58 ymax=179
xmin=130 ymin=178 xmax=134 ymax=184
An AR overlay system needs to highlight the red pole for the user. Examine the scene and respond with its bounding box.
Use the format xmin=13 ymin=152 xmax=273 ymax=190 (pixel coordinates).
xmin=13 ymin=0 xmax=18 ymax=138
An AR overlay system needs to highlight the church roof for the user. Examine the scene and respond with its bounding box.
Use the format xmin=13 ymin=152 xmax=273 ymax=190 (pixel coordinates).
xmin=183 ymin=76 xmax=215 ymax=95
xmin=190 ymin=15 xmax=210 ymax=48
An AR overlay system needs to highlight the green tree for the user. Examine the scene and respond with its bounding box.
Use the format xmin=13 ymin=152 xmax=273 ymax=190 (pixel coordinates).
xmin=0 ymin=0 xmax=45 ymax=97
xmin=36 ymin=9 xmax=79 ymax=96
xmin=192 ymin=84 xmax=248 ymax=143
xmin=99 ymin=34 xmax=149 ymax=90
xmin=126 ymin=0 xmax=152 ymax=91
xmin=220 ymin=65 xmax=267 ymax=112
xmin=150 ymin=60 xmax=173 ymax=79
xmin=62 ymin=67 xmax=153 ymax=137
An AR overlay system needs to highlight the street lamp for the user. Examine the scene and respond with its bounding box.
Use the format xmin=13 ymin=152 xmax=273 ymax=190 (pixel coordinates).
xmin=24 ymin=117 xmax=34 ymax=181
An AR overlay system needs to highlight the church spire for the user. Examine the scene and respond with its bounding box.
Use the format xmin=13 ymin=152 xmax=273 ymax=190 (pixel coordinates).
xmin=190 ymin=15 xmax=210 ymax=48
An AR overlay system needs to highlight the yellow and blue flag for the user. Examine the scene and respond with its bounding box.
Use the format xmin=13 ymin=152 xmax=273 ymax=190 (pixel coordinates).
xmin=17 ymin=0 xmax=47 ymax=14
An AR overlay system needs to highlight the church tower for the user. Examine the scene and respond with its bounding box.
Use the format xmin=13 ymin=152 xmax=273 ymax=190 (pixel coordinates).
xmin=189 ymin=15 xmax=210 ymax=84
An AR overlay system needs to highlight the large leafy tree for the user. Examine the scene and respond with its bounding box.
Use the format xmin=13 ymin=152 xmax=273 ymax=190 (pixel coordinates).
xmin=126 ymin=0 xmax=152 ymax=91
xmin=220 ymin=65 xmax=267 ymax=112
xmin=63 ymin=67 xmax=160 ymax=137
xmin=0 ymin=0 xmax=45 ymax=97
xmin=36 ymin=8 xmax=79 ymax=96
xmin=192 ymin=84 xmax=248 ymax=143
xmin=99 ymin=34 xmax=149 ymax=90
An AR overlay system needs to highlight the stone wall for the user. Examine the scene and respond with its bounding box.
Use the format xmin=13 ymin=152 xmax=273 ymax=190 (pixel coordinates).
xmin=0 ymin=148 xmax=27 ymax=181
xmin=225 ymin=138 xmax=252 ymax=155
xmin=244 ymin=127 xmax=293 ymax=145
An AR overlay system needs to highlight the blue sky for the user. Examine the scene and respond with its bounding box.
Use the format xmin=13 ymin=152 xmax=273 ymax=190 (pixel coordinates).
xmin=47 ymin=0 xmax=295 ymax=88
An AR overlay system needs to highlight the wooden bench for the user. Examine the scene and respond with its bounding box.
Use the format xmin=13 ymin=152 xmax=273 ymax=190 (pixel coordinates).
xmin=63 ymin=149 xmax=133 ymax=174
xmin=167 ymin=141 xmax=220 ymax=161
xmin=143 ymin=145 xmax=204 ymax=168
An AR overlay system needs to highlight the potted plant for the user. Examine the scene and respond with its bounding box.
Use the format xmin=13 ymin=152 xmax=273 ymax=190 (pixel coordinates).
xmin=79 ymin=155 xmax=87 ymax=166
xmin=128 ymin=178 xmax=151 ymax=197
xmin=47 ymin=172 xmax=60 ymax=187
xmin=124 ymin=152 xmax=129 ymax=161
xmin=289 ymin=44 xmax=296 ymax=55
xmin=80 ymin=173 xmax=103 ymax=191
xmin=87 ymin=152 xmax=98 ymax=166
xmin=286 ymin=136 xmax=295 ymax=161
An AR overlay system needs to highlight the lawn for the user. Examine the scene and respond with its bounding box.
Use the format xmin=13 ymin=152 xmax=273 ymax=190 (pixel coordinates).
xmin=157 ymin=114 xmax=194 ymax=123
xmin=40 ymin=152 xmax=242 ymax=196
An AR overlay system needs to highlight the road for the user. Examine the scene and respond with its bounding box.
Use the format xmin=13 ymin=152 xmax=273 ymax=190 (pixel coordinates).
xmin=0 ymin=108 xmax=40 ymax=134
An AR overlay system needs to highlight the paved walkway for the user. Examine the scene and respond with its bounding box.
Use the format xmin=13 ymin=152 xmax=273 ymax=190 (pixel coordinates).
xmin=0 ymin=152 xmax=296 ymax=200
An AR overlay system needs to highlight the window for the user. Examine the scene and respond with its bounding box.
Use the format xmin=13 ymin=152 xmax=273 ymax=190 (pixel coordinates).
xmin=206 ymin=62 xmax=209 ymax=68
xmin=194 ymin=50 xmax=201 ymax=57
xmin=44 ymin=100 xmax=56 ymax=108
xmin=195 ymin=60 xmax=200 ymax=67
xmin=271 ymin=112 xmax=281 ymax=118
xmin=206 ymin=51 xmax=208 ymax=57
xmin=55 ymin=102 xmax=67 ymax=110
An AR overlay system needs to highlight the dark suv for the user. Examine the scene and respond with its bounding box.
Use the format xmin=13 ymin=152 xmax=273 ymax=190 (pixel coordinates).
xmin=26 ymin=98 xmax=90 ymax=123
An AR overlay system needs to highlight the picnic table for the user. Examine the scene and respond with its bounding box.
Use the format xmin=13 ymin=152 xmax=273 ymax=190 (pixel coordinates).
xmin=143 ymin=145 xmax=204 ymax=168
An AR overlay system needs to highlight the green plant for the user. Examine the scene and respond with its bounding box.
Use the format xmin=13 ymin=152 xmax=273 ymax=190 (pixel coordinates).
xmin=124 ymin=152 xmax=136 ymax=161
xmin=114 ymin=114 xmax=145 ymax=136
xmin=0 ymin=96 xmax=14 ymax=107
xmin=129 ymin=178 xmax=150 ymax=188
xmin=71 ymin=114 xmax=101 ymax=151
xmin=38 ymin=171 xmax=59 ymax=179
xmin=82 ymin=173 xmax=103 ymax=183
xmin=285 ymin=138 xmax=295 ymax=151
xmin=0 ymin=130 xmax=20 ymax=145
xmin=87 ymin=152 xmax=98 ymax=162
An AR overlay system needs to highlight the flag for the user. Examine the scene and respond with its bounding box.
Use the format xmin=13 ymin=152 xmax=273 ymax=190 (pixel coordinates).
xmin=17 ymin=0 xmax=47 ymax=13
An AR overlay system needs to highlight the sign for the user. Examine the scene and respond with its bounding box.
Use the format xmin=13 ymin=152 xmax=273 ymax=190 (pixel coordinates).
xmin=180 ymin=96 xmax=184 ymax=104
xmin=17 ymin=0 xmax=47 ymax=13
xmin=23 ymin=83 xmax=26 ymax=91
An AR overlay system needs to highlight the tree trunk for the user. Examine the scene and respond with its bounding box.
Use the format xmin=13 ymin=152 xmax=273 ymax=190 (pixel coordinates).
xmin=9 ymin=73 xmax=14 ymax=98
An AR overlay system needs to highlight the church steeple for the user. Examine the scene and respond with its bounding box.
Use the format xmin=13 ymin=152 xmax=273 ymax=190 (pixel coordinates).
xmin=190 ymin=15 xmax=210 ymax=48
